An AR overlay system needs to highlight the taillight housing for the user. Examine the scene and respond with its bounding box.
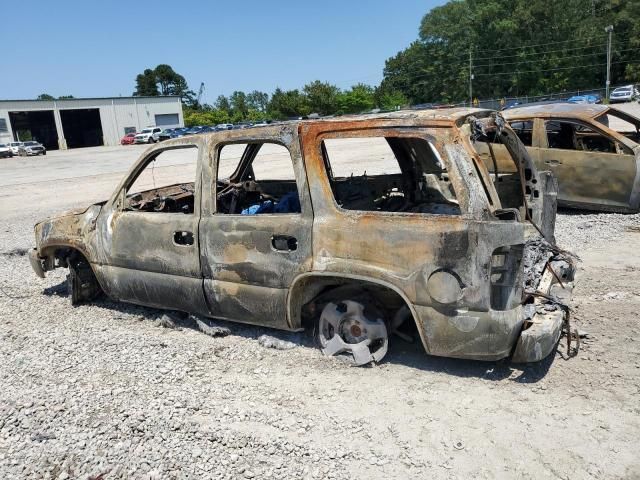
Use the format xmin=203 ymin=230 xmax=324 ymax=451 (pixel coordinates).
xmin=490 ymin=244 xmax=524 ymax=311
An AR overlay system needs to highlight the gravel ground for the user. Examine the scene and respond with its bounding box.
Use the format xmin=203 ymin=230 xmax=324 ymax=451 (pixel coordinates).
xmin=555 ymin=209 xmax=640 ymax=253
xmin=1 ymin=146 xmax=640 ymax=479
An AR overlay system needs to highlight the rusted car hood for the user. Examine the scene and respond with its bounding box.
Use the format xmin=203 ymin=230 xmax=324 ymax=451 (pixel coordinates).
xmin=35 ymin=201 xmax=106 ymax=228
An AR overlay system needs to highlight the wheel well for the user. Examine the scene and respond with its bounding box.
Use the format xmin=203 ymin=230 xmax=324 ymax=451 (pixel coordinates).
xmin=40 ymin=246 xmax=88 ymax=269
xmin=288 ymin=275 xmax=416 ymax=331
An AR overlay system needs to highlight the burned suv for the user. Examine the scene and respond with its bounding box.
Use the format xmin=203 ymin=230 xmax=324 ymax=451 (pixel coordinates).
xmin=30 ymin=109 xmax=574 ymax=365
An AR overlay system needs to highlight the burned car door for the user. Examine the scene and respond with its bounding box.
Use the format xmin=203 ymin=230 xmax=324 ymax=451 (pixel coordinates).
xmin=537 ymin=118 xmax=637 ymax=210
xmin=198 ymin=126 xmax=313 ymax=328
xmin=94 ymin=142 xmax=209 ymax=315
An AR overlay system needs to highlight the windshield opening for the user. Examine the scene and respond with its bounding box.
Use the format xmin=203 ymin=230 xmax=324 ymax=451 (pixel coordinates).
xmin=595 ymin=109 xmax=640 ymax=143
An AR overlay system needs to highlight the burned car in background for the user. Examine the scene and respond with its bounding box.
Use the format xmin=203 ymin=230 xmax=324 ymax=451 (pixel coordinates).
xmin=29 ymin=109 xmax=575 ymax=365
xmin=496 ymin=104 xmax=640 ymax=213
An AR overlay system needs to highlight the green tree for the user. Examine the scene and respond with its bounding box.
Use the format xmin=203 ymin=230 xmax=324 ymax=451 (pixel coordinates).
xmin=337 ymin=84 xmax=376 ymax=114
xmin=154 ymin=64 xmax=180 ymax=95
xmin=374 ymin=87 xmax=408 ymax=110
xmin=303 ymin=80 xmax=340 ymax=115
xmin=57 ymin=95 xmax=75 ymax=99
xmin=246 ymin=90 xmax=269 ymax=112
xmin=382 ymin=0 xmax=640 ymax=104
xmin=183 ymin=107 xmax=231 ymax=127
xmin=267 ymin=88 xmax=310 ymax=119
xmin=215 ymin=95 xmax=231 ymax=114
xmin=36 ymin=93 xmax=55 ymax=100
xmin=133 ymin=65 xmax=195 ymax=104
xmin=230 ymin=91 xmax=249 ymax=119
xmin=134 ymin=69 xmax=159 ymax=96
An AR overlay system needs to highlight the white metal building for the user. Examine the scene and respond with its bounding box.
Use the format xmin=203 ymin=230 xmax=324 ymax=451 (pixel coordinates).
xmin=0 ymin=96 xmax=183 ymax=150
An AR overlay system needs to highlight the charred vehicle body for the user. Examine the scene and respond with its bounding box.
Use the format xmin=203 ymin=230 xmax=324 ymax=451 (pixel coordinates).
xmin=500 ymin=103 xmax=640 ymax=213
xmin=30 ymin=109 xmax=575 ymax=365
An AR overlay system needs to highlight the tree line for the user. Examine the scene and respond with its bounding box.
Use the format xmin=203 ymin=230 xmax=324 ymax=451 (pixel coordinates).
xmin=381 ymin=0 xmax=640 ymax=104
xmin=133 ymin=65 xmax=407 ymax=126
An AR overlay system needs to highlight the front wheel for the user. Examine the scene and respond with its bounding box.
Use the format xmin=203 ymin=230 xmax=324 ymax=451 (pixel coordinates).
xmin=67 ymin=254 xmax=102 ymax=305
xmin=148 ymin=137 xmax=155 ymax=144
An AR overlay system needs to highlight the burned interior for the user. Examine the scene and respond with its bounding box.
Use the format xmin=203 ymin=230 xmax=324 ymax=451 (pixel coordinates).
xmin=216 ymin=142 xmax=302 ymax=215
xmin=319 ymin=135 xmax=461 ymax=215
xmin=124 ymin=146 xmax=198 ymax=214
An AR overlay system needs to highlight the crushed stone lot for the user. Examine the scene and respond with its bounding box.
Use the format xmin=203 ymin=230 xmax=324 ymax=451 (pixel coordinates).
xmin=1 ymin=145 xmax=640 ymax=479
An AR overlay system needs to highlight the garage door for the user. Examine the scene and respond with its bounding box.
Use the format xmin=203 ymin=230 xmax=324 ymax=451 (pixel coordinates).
xmin=155 ymin=113 xmax=180 ymax=127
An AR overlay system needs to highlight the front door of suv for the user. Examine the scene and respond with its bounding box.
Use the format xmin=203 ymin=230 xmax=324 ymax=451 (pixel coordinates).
xmin=95 ymin=142 xmax=209 ymax=315
xmin=199 ymin=125 xmax=313 ymax=329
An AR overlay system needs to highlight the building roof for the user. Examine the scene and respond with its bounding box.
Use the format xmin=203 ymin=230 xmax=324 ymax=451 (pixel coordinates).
xmin=503 ymin=103 xmax=609 ymax=119
xmin=0 ymin=95 xmax=181 ymax=103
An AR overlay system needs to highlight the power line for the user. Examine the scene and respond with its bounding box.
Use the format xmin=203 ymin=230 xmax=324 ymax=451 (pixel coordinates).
xmin=473 ymin=58 xmax=639 ymax=77
xmin=386 ymin=58 xmax=640 ymax=90
xmin=471 ymin=42 xmax=608 ymax=62
xmin=385 ymin=51 xmax=638 ymax=86
xmin=473 ymin=46 xmax=637 ymax=69
xmin=465 ymin=34 xmax=610 ymax=56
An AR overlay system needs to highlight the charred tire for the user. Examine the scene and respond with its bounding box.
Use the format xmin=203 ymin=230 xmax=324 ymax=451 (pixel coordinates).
xmin=315 ymin=293 xmax=389 ymax=366
xmin=67 ymin=253 xmax=102 ymax=306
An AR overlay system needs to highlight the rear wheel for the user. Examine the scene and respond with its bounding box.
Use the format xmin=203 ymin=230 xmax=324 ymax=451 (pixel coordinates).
xmin=317 ymin=298 xmax=389 ymax=366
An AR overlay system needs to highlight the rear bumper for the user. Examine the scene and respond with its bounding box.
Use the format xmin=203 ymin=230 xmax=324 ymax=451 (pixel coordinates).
xmin=512 ymin=310 xmax=564 ymax=363
xmin=414 ymin=303 xmax=567 ymax=362
xmin=414 ymin=257 xmax=574 ymax=363
xmin=414 ymin=305 xmax=524 ymax=361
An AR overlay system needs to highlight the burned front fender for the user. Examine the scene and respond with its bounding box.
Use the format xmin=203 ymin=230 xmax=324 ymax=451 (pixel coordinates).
xmin=32 ymin=203 xmax=103 ymax=273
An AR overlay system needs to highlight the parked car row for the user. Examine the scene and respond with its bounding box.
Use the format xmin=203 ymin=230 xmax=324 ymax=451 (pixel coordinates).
xmin=503 ymin=85 xmax=639 ymax=111
xmin=119 ymin=122 xmax=272 ymax=146
xmin=0 ymin=141 xmax=47 ymax=157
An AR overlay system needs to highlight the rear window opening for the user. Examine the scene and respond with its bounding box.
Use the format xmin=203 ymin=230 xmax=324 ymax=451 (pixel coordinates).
xmin=471 ymin=123 xmax=537 ymax=220
xmin=321 ymin=136 xmax=460 ymax=215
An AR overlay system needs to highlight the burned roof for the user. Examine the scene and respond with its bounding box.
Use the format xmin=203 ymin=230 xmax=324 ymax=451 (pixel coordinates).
xmin=304 ymin=107 xmax=492 ymax=124
xmin=503 ymin=103 xmax=609 ymax=119
xmin=211 ymin=108 xmax=495 ymax=136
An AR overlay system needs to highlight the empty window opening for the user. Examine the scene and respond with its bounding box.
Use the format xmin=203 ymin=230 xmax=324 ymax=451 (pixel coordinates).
xmin=216 ymin=143 xmax=301 ymax=215
xmin=546 ymin=120 xmax=618 ymax=153
xmin=321 ymin=136 xmax=460 ymax=215
xmin=508 ymin=121 xmax=534 ymax=146
xmin=125 ymin=146 xmax=199 ymax=214
xmin=471 ymin=123 xmax=536 ymax=217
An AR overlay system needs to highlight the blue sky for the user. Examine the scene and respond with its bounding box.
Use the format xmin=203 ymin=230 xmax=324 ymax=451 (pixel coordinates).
xmin=1 ymin=0 xmax=444 ymax=101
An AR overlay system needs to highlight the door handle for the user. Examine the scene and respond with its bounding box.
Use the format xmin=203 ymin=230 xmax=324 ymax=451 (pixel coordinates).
xmin=173 ymin=231 xmax=194 ymax=246
xmin=545 ymin=159 xmax=562 ymax=166
xmin=272 ymin=235 xmax=297 ymax=251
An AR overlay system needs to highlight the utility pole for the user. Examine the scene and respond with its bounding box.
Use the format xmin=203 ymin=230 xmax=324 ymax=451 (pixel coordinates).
xmin=469 ymin=49 xmax=473 ymax=107
xmin=605 ymin=25 xmax=613 ymax=102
